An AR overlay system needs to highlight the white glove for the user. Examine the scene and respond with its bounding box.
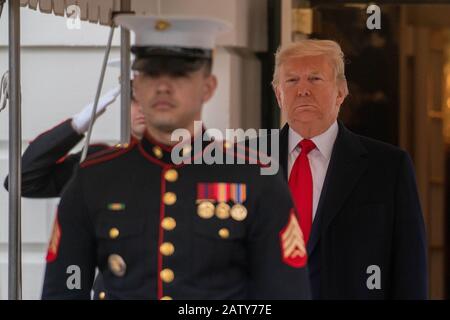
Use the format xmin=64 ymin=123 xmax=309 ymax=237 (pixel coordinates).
xmin=71 ymin=86 xmax=121 ymax=134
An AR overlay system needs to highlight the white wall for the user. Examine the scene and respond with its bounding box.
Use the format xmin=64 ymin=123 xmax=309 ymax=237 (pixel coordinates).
xmin=0 ymin=1 xmax=264 ymax=299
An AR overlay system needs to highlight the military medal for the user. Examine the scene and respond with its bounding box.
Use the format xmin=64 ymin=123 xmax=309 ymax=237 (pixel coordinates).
xmin=230 ymin=183 xmax=247 ymax=221
xmin=197 ymin=201 xmax=215 ymax=219
xmin=196 ymin=183 xmax=218 ymax=219
xmin=230 ymin=203 xmax=247 ymax=221
xmin=197 ymin=182 xmax=247 ymax=220
xmin=215 ymin=183 xmax=230 ymax=220
xmin=215 ymin=202 xmax=231 ymax=219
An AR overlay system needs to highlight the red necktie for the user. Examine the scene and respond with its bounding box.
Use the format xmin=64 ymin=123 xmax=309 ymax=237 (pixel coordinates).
xmin=288 ymin=139 xmax=316 ymax=244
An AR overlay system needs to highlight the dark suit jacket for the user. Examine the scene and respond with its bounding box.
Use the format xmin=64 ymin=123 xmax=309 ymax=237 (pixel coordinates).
xmin=275 ymin=121 xmax=427 ymax=299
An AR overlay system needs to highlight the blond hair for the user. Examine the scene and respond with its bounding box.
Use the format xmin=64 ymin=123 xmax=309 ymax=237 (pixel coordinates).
xmin=272 ymin=39 xmax=347 ymax=88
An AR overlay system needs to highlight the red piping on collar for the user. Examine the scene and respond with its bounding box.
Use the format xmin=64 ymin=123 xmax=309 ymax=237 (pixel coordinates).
xmin=80 ymin=138 xmax=138 ymax=168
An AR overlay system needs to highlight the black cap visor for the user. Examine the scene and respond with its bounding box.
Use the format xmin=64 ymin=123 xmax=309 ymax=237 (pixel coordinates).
xmin=131 ymin=46 xmax=212 ymax=76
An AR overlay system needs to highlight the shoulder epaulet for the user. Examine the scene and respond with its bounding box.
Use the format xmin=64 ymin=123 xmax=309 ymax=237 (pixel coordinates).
xmin=80 ymin=139 xmax=138 ymax=168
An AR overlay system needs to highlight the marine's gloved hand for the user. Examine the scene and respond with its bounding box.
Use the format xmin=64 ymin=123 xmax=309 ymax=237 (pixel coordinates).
xmin=71 ymin=86 xmax=121 ymax=134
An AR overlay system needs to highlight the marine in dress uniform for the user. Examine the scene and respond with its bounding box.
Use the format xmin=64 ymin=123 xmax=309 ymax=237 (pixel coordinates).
xmin=41 ymin=15 xmax=311 ymax=300
xmin=3 ymin=119 xmax=108 ymax=198
xmin=3 ymin=84 xmax=144 ymax=198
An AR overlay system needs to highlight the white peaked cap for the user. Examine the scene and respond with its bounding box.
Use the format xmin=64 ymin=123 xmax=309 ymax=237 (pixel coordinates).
xmin=114 ymin=15 xmax=231 ymax=51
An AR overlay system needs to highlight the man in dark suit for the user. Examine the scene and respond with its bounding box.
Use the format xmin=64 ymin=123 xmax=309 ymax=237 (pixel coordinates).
xmin=271 ymin=39 xmax=427 ymax=299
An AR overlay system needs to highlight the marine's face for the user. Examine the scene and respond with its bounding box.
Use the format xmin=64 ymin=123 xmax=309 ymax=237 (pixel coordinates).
xmin=133 ymin=67 xmax=217 ymax=134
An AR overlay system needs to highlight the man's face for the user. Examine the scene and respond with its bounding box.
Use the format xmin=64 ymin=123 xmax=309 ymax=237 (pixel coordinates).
xmin=275 ymin=54 xmax=346 ymax=135
xmin=130 ymin=100 xmax=146 ymax=139
xmin=133 ymin=67 xmax=217 ymax=134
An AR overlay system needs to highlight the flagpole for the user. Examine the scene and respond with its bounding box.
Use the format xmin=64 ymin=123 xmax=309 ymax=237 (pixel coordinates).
xmin=8 ymin=0 xmax=22 ymax=300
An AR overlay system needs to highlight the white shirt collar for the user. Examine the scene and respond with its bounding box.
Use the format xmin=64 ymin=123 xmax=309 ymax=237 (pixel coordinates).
xmin=288 ymin=121 xmax=339 ymax=160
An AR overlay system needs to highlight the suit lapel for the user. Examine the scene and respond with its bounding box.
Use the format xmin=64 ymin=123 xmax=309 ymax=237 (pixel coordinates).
xmin=307 ymin=122 xmax=369 ymax=255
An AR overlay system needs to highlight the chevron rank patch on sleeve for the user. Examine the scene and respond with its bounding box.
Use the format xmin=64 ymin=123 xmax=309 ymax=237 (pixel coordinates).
xmin=46 ymin=214 xmax=61 ymax=263
xmin=279 ymin=210 xmax=307 ymax=268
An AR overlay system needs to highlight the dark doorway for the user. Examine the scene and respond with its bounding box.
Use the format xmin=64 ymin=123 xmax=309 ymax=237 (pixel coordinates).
xmin=310 ymin=4 xmax=400 ymax=145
